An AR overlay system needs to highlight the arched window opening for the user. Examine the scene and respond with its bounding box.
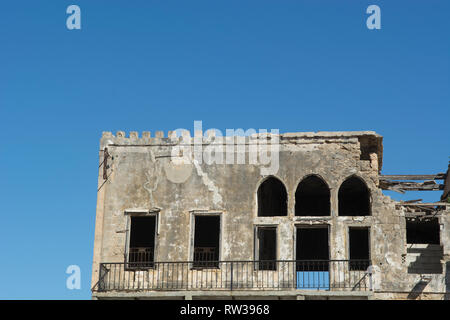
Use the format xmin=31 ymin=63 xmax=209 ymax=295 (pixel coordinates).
xmin=257 ymin=177 xmax=288 ymax=217
xmin=295 ymin=176 xmax=330 ymax=216
xmin=338 ymin=176 xmax=371 ymax=216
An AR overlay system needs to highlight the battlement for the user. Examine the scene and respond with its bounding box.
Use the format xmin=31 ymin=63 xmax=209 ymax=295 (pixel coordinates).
xmin=101 ymin=130 xmax=382 ymax=145
xmin=100 ymin=130 xmax=383 ymax=168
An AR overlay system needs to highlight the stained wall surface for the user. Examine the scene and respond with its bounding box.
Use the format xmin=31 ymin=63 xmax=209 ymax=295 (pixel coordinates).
xmin=91 ymin=131 xmax=449 ymax=299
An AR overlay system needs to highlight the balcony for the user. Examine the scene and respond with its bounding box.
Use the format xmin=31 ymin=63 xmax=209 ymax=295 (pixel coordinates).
xmin=127 ymin=247 xmax=155 ymax=268
xmin=193 ymin=247 xmax=219 ymax=268
xmin=93 ymin=260 xmax=373 ymax=293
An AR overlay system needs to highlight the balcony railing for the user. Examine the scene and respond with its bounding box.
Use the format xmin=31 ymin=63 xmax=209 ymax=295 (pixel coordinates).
xmin=193 ymin=247 xmax=218 ymax=268
xmin=94 ymin=260 xmax=372 ymax=292
xmin=127 ymin=247 xmax=154 ymax=268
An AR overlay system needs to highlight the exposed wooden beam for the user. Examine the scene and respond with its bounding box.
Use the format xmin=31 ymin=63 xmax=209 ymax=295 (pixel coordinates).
xmin=380 ymin=180 xmax=444 ymax=192
xmin=396 ymin=202 xmax=449 ymax=206
xmin=379 ymin=173 xmax=446 ymax=180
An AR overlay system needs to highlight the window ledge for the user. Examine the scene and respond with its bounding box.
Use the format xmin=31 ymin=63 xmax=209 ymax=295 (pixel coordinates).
xmin=294 ymin=216 xmax=333 ymax=221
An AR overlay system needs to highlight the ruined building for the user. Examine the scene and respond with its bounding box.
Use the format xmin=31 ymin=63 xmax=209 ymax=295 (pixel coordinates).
xmin=91 ymin=130 xmax=450 ymax=300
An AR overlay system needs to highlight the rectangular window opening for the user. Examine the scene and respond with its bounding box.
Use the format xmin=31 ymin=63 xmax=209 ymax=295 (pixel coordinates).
xmin=256 ymin=227 xmax=277 ymax=270
xmin=296 ymin=226 xmax=329 ymax=271
xmin=349 ymin=227 xmax=370 ymax=271
xmin=128 ymin=216 xmax=156 ymax=268
xmin=406 ymin=218 xmax=442 ymax=274
xmin=296 ymin=226 xmax=329 ymax=290
xmin=193 ymin=215 xmax=220 ymax=269
xmin=406 ymin=218 xmax=440 ymax=244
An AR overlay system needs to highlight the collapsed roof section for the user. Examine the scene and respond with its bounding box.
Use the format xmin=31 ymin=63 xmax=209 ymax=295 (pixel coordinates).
xmin=380 ymin=162 xmax=450 ymax=218
xmin=379 ymin=174 xmax=446 ymax=193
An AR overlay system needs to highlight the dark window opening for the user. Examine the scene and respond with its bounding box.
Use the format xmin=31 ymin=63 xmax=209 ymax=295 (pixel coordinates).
xmin=406 ymin=218 xmax=440 ymax=244
xmin=256 ymin=227 xmax=277 ymax=270
xmin=406 ymin=218 xmax=442 ymax=274
xmin=349 ymin=227 xmax=370 ymax=270
xmin=338 ymin=176 xmax=370 ymax=216
xmin=295 ymin=176 xmax=330 ymax=216
xmin=257 ymin=177 xmax=287 ymax=217
xmin=128 ymin=216 xmax=156 ymax=268
xmin=193 ymin=216 xmax=220 ymax=268
xmin=296 ymin=227 xmax=329 ymax=271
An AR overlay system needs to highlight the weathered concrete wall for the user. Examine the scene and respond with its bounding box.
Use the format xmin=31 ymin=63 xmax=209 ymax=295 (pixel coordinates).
xmin=91 ymin=130 xmax=449 ymax=299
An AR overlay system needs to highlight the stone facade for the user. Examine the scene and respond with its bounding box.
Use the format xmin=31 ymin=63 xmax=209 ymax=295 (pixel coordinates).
xmin=91 ymin=130 xmax=449 ymax=300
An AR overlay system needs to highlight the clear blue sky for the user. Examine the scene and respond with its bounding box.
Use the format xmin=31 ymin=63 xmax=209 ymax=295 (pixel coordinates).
xmin=0 ymin=1 xmax=448 ymax=299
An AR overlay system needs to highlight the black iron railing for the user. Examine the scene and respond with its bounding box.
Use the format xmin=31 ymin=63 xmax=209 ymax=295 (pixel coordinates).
xmin=128 ymin=247 xmax=154 ymax=268
xmin=193 ymin=247 xmax=218 ymax=268
xmin=94 ymin=260 xmax=372 ymax=292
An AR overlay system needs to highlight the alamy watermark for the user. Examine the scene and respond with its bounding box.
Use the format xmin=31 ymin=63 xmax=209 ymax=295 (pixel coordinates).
xmin=366 ymin=5 xmax=381 ymax=30
xmin=66 ymin=5 xmax=380 ymax=31
xmin=66 ymin=5 xmax=81 ymax=30
xmin=66 ymin=265 xmax=81 ymax=290
xmin=169 ymin=121 xmax=280 ymax=176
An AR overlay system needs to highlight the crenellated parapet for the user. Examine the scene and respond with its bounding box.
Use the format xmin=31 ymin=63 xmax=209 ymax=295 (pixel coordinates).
xmin=100 ymin=130 xmax=383 ymax=170
xmin=101 ymin=130 xmax=381 ymax=144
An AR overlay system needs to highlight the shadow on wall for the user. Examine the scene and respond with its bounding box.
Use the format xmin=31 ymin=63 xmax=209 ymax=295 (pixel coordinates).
xmin=407 ymin=280 xmax=429 ymax=300
xmin=406 ymin=244 xmax=443 ymax=274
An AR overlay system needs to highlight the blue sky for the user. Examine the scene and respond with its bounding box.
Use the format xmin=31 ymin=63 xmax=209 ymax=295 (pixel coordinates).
xmin=0 ymin=1 xmax=448 ymax=299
